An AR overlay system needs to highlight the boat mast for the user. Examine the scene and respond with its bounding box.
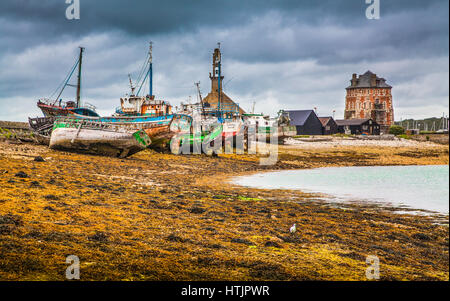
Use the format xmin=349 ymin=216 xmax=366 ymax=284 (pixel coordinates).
xmin=76 ymin=47 xmax=84 ymax=108
xmin=128 ymin=74 xmax=135 ymax=95
xmin=195 ymin=81 xmax=205 ymax=115
xmin=149 ymin=41 xmax=153 ymax=97
xmin=217 ymin=42 xmax=222 ymax=121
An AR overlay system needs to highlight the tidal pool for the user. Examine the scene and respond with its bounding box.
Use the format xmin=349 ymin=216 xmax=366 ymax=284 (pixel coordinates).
xmin=233 ymin=165 xmax=449 ymax=214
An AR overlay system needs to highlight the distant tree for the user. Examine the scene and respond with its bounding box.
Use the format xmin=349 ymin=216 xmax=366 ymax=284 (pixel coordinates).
xmin=389 ymin=125 xmax=405 ymax=136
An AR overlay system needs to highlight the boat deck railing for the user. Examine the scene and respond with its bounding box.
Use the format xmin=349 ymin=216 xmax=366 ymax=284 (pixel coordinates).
xmin=83 ymin=102 xmax=97 ymax=111
xmin=38 ymin=98 xmax=74 ymax=107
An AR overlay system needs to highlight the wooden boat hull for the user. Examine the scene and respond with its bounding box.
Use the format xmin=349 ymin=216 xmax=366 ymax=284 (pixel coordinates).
xmin=170 ymin=123 xmax=223 ymax=155
xmin=34 ymin=133 xmax=51 ymax=145
xmin=49 ymin=121 xmax=151 ymax=158
xmin=245 ymin=125 xmax=297 ymax=144
xmin=29 ymin=114 xmax=175 ymax=146
xmin=145 ymin=114 xmax=193 ymax=150
xmin=37 ymin=102 xmax=99 ymax=118
xmin=38 ymin=102 xmax=74 ymax=117
xmin=278 ymin=125 xmax=297 ymax=142
xmin=28 ymin=117 xmax=55 ymax=145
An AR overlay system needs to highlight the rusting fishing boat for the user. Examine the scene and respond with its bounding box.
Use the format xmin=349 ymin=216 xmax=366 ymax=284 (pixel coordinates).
xmin=28 ymin=117 xmax=55 ymax=145
xmin=243 ymin=110 xmax=296 ymax=143
xmin=143 ymin=114 xmax=192 ymax=150
xmin=116 ymin=94 xmax=172 ymax=117
xmin=29 ymin=113 xmax=174 ymax=146
xmin=170 ymin=121 xmax=224 ymax=155
xmin=30 ymin=47 xmax=99 ymax=143
xmin=115 ymin=42 xmax=172 ymax=117
xmin=71 ymin=114 xmax=177 ymax=149
xmin=37 ymin=47 xmax=99 ymax=118
xmin=49 ymin=113 xmax=192 ymax=157
xmin=49 ymin=117 xmax=151 ymax=158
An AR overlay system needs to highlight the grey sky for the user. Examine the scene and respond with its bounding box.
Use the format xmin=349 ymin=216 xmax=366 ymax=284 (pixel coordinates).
xmin=0 ymin=0 xmax=448 ymax=121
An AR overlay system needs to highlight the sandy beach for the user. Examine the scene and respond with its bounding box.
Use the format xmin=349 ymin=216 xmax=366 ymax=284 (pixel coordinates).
xmin=283 ymin=135 xmax=448 ymax=149
xmin=0 ymin=138 xmax=448 ymax=280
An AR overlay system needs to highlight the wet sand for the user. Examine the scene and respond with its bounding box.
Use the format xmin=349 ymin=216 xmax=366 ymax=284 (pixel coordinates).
xmin=0 ymin=140 xmax=448 ymax=280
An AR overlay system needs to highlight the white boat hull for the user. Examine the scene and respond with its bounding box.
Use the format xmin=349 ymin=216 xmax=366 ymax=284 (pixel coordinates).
xmin=49 ymin=127 xmax=149 ymax=158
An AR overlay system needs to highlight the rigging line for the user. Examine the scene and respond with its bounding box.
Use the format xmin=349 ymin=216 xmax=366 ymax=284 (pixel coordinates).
xmin=49 ymin=58 xmax=80 ymax=100
xmin=136 ymin=67 xmax=149 ymax=96
xmin=136 ymin=60 xmax=149 ymax=89
xmin=223 ymin=76 xmax=235 ymax=90
xmin=135 ymin=63 xmax=146 ymax=83
xmin=53 ymin=57 xmax=80 ymax=104
xmin=49 ymin=60 xmax=78 ymax=99
xmin=127 ymin=53 xmax=149 ymax=95
xmin=134 ymin=48 xmax=152 ymax=96
xmin=135 ymin=62 xmax=149 ymax=92
xmin=135 ymin=53 xmax=150 ymax=88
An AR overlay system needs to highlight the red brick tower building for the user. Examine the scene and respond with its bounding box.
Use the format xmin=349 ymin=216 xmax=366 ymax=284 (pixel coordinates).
xmin=344 ymin=71 xmax=394 ymax=133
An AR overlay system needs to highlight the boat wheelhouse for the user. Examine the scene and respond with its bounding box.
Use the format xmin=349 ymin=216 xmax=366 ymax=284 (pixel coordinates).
xmin=116 ymin=95 xmax=172 ymax=116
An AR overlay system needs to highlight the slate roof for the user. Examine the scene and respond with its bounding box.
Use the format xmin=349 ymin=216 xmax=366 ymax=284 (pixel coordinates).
xmin=285 ymin=110 xmax=316 ymax=126
xmin=335 ymin=119 xmax=373 ymax=126
xmin=347 ymin=70 xmax=392 ymax=89
xmin=202 ymin=91 xmax=245 ymax=114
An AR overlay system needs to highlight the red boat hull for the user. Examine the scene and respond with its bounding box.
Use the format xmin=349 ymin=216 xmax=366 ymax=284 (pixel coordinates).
xmin=37 ymin=102 xmax=75 ymax=117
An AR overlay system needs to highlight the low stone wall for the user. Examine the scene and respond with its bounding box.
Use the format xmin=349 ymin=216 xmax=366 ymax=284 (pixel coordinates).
xmin=410 ymin=134 xmax=449 ymax=145
xmin=0 ymin=120 xmax=34 ymax=142
xmin=0 ymin=121 xmax=29 ymax=129
xmin=355 ymin=134 xmax=397 ymax=140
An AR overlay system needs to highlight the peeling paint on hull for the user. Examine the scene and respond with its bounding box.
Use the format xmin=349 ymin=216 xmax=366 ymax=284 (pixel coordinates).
xmin=49 ymin=127 xmax=148 ymax=158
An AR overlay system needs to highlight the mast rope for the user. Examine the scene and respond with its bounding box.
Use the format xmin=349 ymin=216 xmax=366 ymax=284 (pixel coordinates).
xmin=51 ymin=58 xmax=80 ymax=105
xmin=134 ymin=52 xmax=150 ymax=95
xmin=136 ymin=66 xmax=149 ymax=96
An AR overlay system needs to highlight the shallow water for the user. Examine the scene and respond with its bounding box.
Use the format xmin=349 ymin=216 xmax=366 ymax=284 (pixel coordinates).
xmin=233 ymin=165 xmax=449 ymax=214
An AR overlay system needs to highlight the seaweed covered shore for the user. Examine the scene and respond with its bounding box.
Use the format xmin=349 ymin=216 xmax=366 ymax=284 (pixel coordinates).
xmin=0 ymin=140 xmax=448 ymax=280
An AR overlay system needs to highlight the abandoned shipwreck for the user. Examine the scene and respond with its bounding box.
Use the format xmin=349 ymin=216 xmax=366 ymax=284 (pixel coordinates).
xmin=27 ymin=42 xmax=400 ymax=158
xmin=28 ymin=44 xmax=296 ymax=158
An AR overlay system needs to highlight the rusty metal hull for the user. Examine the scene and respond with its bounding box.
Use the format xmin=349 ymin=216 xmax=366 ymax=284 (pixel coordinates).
xmin=145 ymin=114 xmax=193 ymax=150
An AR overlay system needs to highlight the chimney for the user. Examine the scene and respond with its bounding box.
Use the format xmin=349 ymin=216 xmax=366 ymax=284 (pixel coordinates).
xmin=370 ymin=73 xmax=377 ymax=87
xmin=351 ymin=73 xmax=357 ymax=86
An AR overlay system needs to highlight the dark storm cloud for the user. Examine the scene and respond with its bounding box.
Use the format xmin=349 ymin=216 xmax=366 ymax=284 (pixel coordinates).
xmin=0 ymin=0 xmax=448 ymax=121
xmin=0 ymin=1 xmax=447 ymax=44
xmin=1 ymin=0 xmax=444 ymax=32
xmin=0 ymin=0 xmax=447 ymax=65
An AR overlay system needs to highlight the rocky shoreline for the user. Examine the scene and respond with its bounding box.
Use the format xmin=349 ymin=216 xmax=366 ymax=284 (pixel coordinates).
xmin=0 ymin=139 xmax=448 ymax=280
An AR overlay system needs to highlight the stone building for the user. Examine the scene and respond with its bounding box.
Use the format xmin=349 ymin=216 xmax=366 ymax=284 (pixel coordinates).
xmin=202 ymin=47 xmax=245 ymax=115
xmin=344 ymin=71 xmax=394 ymax=133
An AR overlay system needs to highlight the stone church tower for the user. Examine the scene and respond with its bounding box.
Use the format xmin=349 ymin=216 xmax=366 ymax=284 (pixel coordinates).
xmin=344 ymin=71 xmax=394 ymax=133
xmin=202 ymin=47 xmax=245 ymax=115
